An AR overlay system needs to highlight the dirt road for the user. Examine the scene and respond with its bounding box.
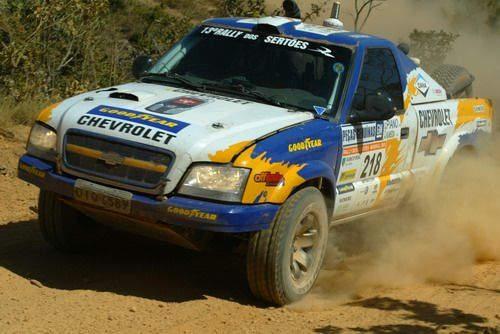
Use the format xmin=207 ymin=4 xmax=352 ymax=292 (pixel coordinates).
xmin=0 ymin=127 xmax=499 ymax=334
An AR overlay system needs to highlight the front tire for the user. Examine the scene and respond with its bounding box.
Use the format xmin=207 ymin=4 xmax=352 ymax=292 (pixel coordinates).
xmin=247 ymin=187 xmax=328 ymax=305
xmin=38 ymin=190 xmax=106 ymax=252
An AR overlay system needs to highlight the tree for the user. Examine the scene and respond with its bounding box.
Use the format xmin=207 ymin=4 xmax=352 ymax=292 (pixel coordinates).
xmin=347 ymin=0 xmax=387 ymax=32
xmin=213 ymin=0 xmax=266 ymax=17
xmin=409 ymin=29 xmax=460 ymax=70
xmin=302 ymin=0 xmax=332 ymax=22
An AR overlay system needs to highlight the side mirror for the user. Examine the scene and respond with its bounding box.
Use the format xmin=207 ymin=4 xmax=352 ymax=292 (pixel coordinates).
xmin=349 ymin=94 xmax=395 ymax=123
xmin=132 ymin=55 xmax=153 ymax=79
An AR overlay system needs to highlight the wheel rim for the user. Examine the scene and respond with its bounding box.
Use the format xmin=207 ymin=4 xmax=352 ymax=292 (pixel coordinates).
xmin=290 ymin=211 xmax=320 ymax=284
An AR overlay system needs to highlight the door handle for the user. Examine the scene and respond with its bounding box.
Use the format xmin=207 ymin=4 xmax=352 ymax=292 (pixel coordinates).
xmin=401 ymin=127 xmax=410 ymax=139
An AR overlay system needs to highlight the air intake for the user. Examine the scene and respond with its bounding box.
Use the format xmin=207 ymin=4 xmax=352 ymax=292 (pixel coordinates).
xmin=109 ymin=92 xmax=139 ymax=101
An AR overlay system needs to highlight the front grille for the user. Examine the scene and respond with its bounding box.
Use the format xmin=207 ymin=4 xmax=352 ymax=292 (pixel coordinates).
xmin=64 ymin=131 xmax=173 ymax=190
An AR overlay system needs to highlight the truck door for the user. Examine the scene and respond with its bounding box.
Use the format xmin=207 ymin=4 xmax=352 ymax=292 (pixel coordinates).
xmin=333 ymin=48 xmax=417 ymax=218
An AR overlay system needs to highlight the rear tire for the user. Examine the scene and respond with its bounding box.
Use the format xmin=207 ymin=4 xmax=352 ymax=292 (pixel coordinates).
xmin=247 ymin=187 xmax=328 ymax=305
xmin=431 ymin=64 xmax=475 ymax=98
xmin=38 ymin=190 xmax=106 ymax=252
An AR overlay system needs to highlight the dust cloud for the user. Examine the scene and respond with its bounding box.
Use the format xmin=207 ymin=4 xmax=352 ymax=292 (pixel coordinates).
xmin=290 ymin=141 xmax=500 ymax=310
xmin=268 ymin=0 xmax=500 ymax=306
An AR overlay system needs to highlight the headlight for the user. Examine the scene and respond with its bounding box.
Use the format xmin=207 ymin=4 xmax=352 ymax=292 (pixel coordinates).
xmin=27 ymin=122 xmax=57 ymax=162
xmin=179 ymin=165 xmax=250 ymax=202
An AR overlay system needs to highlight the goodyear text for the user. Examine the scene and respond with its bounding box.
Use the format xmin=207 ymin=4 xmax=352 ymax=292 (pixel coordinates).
xmin=167 ymin=206 xmax=218 ymax=222
xmin=19 ymin=163 xmax=46 ymax=178
xmin=88 ymin=106 xmax=190 ymax=133
xmin=288 ymin=138 xmax=323 ymax=152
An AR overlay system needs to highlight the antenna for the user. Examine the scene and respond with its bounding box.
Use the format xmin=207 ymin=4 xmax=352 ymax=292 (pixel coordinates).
xmin=331 ymin=1 xmax=341 ymax=19
xmin=324 ymin=1 xmax=344 ymax=29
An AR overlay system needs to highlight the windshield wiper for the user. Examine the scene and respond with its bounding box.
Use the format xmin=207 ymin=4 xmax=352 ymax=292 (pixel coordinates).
xmin=141 ymin=72 xmax=206 ymax=92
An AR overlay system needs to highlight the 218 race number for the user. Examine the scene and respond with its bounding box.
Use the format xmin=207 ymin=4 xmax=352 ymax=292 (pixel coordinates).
xmin=361 ymin=152 xmax=383 ymax=178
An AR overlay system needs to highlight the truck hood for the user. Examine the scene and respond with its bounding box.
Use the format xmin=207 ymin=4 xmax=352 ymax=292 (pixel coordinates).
xmin=49 ymin=82 xmax=313 ymax=193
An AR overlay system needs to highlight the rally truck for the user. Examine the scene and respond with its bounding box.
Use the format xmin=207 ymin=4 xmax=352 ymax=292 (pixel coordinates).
xmin=18 ymin=3 xmax=493 ymax=305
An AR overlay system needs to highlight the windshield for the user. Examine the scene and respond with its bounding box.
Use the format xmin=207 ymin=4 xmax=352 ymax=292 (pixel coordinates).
xmin=148 ymin=26 xmax=352 ymax=116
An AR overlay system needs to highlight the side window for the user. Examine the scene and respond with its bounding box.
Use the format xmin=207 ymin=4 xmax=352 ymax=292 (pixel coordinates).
xmin=351 ymin=48 xmax=404 ymax=114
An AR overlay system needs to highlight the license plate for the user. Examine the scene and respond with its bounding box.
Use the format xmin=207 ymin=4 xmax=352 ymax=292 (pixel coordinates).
xmin=74 ymin=179 xmax=132 ymax=214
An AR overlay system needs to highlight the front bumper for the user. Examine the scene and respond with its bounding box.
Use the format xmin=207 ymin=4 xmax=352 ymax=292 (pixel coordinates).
xmin=18 ymin=154 xmax=278 ymax=233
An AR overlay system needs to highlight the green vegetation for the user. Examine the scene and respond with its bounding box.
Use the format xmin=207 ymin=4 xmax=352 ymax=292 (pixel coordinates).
xmin=0 ymin=1 xmax=497 ymax=125
xmin=0 ymin=0 xmax=194 ymax=102
xmin=0 ymin=0 xmax=331 ymax=124
xmin=409 ymin=29 xmax=460 ymax=71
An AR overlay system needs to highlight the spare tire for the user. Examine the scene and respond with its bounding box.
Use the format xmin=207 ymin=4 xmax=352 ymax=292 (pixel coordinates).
xmin=430 ymin=64 xmax=475 ymax=99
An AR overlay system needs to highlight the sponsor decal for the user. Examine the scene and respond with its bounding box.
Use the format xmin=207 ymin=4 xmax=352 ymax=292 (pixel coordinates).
xmin=474 ymin=105 xmax=486 ymax=113
xmin=146 ymin=96 xmax=208 ymax=115
xmin=342 ymin=122 xmax=384 ymax=146
xmin=339 ymin=196 xmax=352 ymax=203
xmin=171 ymin=88 xmax=252 ymax=105
xmin=253 ymin=191 xmax=268 ymax=203
xmin=477 ymin=119 xmax=488 ymax=128
xmin=310 ymin=46 xmax=335 ymax=58
xmin=234 ymin=145 xmax=306 ymax=204
xmin=314 ymin=106 xmax=327 ymax=116
xmin=341 ymin=155 xmax=361 ymax=167
xmin=418 ymin=130 xmax=446 ymax=156
xmin=18 ymin=163 xmax=46 ymax=178
xmin=254 ymin=172 xmax=285 ymax=187
xmin=349 ymin=34 xmax=371 ymax=39
xmin=384 ymin=118 xmax=400 ymax=130
xmin=337 ymin=184 xmax=355 ymax=195
xmin=339 ymin=169 xmax=356 ymax=182
xmin=383 ymin=118 xmax=400 ymax=139
xmin=376 ymin=122 xmax=384 ymax=138
xmin=362 ymin=186 xmax=369 ymax=195
xmin=295 ymin=23 xmax=344 ymax=36
xmin=343 ymin=142 xmax=387 ymax=156
xmin=360 ymin=152 xmax=383 ymax=178
xmin=264 ymin=36 xmax=309 ymax=49
xmin=385 ymin=187 xmax=399 ymax=195
xmin=418 ymin=108 xmax=453 ymax=128
xmin=416 ymin=74 xmax=430 ymax=97
xmin=333 ymin=63 xmax=345 ymax=74
xmin=76 ymin=115 xmax=176 ymax=145
xmin=167 ymin=206 xmax=218 ymax=222
xmin=387 ymin=178 xmax=402 ymax=186
xmin=288 ymin=138 xmax=323 ymax=152
xmin=200 ymin=27 xmax=245 ymax=39
xmin=242 ymin=33 xmax=259 ymax=41
xmin=384 ymin=129 xmax=399 ymax=140
xmin=87 ymin=106 xmax=189 ymax=133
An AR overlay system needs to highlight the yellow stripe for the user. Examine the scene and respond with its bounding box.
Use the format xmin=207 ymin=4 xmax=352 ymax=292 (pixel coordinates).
xmin=67 ymin=144 xmax=102 ymax=159
xmin=66 ymin=144 xmax=167 ymax=174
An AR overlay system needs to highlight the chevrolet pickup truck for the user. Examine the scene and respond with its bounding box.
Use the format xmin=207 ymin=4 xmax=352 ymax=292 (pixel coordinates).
xmin=18 ymin=13 xmax=494 ymax=305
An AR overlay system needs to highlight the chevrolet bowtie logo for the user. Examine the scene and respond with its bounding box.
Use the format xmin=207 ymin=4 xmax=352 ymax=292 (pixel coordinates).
xmin=418 ymin=130 xmax=446 ymax=156
xmin=99 ymin=152 xmax=125 ymax=166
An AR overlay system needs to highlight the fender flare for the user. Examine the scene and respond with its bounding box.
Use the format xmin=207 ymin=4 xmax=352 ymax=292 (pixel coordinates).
xmin=270 ymin=159 xmax=337 ymax=204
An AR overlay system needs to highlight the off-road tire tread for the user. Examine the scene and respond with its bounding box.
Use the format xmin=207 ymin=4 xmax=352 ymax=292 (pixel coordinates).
xmin=39 ymin=191 xmax=70 ymax=250
xmin=38 ymin=190 xmax=104 ymax=252
xmin=431 ymin=64 xmax=474 ymax=98
xmin=247 ymin=188 xmax=321 ymax=305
